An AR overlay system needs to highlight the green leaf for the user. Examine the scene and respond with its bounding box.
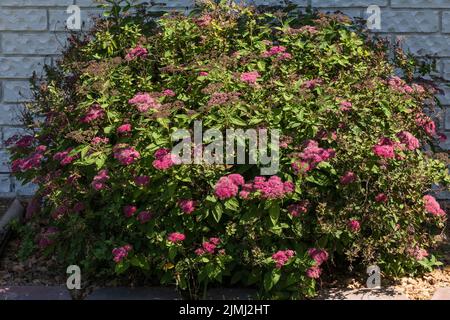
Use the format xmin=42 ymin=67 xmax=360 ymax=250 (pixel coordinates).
xmin=212 ymin=203 xmax=223 ymax=223
xmin=264 ymin=269 xmax=281 ymax=291
xmin=168 ymin=246 xmax=177 ymax=261
xmin=269 ymin=202 xmax=280 ymax=226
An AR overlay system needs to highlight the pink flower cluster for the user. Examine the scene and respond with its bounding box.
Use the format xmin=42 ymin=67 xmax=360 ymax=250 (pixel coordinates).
xmin=152 ymin=148 xmax=176 ymax=170
xmin=168 ymin=232 xmax=186 ymax=243
xmin=11 ymin=146 xmax=45 ymax=173
xmin=163 ymin=89 xmax=176 ymax=97
xmin=340 ymin=171 xmax=357 ymax=185
xmin=123 ymin=205 xmax=137 ymax=218
xmin=308 ymin=248 xmax=329 ymax=266
xmin=302 ymin=78 xmax=322 ymax=89
xmin=272 ymin=249 xmax=295 ymax=269
xmin=388 ymin=76 xmax=425 ymax=95
xmin=240 ymin=71 xmax=260 ymax=84
xmin=253 ymin=176 xmax=294 ymax=199
xmin=14 ymin=135 xmax=34 ymax=148
xmin=407 ymin=246 xmax=429 ymax=261
xmin=375 ymin=193 xmax=388 ymax=203
xmin=53 ymin=147 xmax=78 ymax=166
xmin=91 ymin=137 xmax=109 ymax=145
xmin=37 ymin=227 xmax=58 ymax=249
xmin=288 ymin=200 xmax=309 ymax=217
xmin=178 ymin=199 xmax=196 ymax=214
xmin=348 ymin=219 xmax=361 ymax=232
xmin=113 ymin=144 xmax=140 ymax=165
xmin=261 ymin=46 xmax=292 ymax=60
xmin=396 ymin=131 xmax=420 ymax=150
xmin=415 ymin=113 xmax=436 ymax=136
xmin=214 ymin=174 xmax=244 ymax=200
xmin=423 ymin=195 xmax=446 ymax=217
xmin=292 ymin=140 xmax=335 ymax=174
xmin=340 ymin=101 xmax=352 ymax=112
xmin=129 ymin=92 xmax=161 ymax=113
xmin=80 ymin=104 xmax=105 ymax=123
xmin=214 ymin=174 xmax=294 ymax=201
xmin=125 ymin=45 xmax=148 ymax=61
xmin=112 ymin=244 xmax=132 ymax=263
xmin=195 ymin=237 xmax=221 ymax=256
xmin=195 ymin=14 xmax=212 ymax=27
xmin=91 ymin=169 xmax=110 ymax=191
xmin=134 ymin=175 xmax=150 ymax=187
xmin=137 ymin=211 xmax=152 ymax=224
xmin=306 ymin=266 xmax=322 ymax=279
xmin=372 ymin=137 xmax=395 ymax=159
xmin=117 ymin=123 xmax=132 ymax=135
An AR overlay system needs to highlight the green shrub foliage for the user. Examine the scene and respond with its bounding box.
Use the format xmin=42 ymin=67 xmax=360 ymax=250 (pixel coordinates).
xmin=8 ymin=0 xmax=449 ymax=298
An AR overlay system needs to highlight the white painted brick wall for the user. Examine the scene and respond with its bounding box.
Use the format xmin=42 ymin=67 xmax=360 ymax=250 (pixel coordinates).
xmin=0 ymin=0 xmax=449 ymax=196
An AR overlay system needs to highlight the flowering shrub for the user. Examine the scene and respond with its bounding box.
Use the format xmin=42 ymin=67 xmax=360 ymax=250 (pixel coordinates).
xmin=9 ymin=0 xmax=450 ymax=299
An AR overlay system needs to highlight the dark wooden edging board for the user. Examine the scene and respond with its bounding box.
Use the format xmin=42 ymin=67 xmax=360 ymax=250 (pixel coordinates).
xmin=0 ymin=199 xmax=24 ymax=257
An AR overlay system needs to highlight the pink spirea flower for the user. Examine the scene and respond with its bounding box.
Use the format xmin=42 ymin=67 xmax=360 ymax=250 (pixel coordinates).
xmin=372 ymin=137 xmax=395 ymax=159
xmin=125 ymin=45 xmax=148 ymax=61
xmin=306 ymin=266 xmax=322 ymax=279
xmin=53 ymin=147 xmax=78 ymax=166
xmin=80 ymin=104 xmax=105 ymax=123
xmin=209 ymin=237 xmax=221 ymax=245
xmin=302 ymin=78 xmax=322 ymax=89
xmin=288 ymin=200 xmax=309 ymax=217
xmin=375 ymin=193 xmax=388 ymax=203
xmin=163 ymin=89 xmax=176 ymax=97
xmin=117 ymin=124 xmax=132 ymax=134
xmin=262 ymin=46 xmax=292 ymax=60
xmin=195 ymin=14 xmax=212 ymax=27
xmin=340 ymin=101 xmax=352 ymax=112
xmin=37 ymin=227 xmax=59 ymax=249
xmin=195 ymin=248 xmax=205 ymax=256
xmin=202 ymin=241 xmax=217 ymax=254
xmin=415 ymin=113 xmax=436 ymax=136
xmin=253 ymin=176 xmax=294 ymax=199
xmin=91 ymin=169 xmax=110 ymax=191
xmin=199 ymin=71 xmax=209 ymax=76
xmin=240 ymin=71 xmax=260 ymax=84
xmin=308 ymin=248 xmax=329 ymax=266
xmin=152 ymin=148 xmax=176 ymax=170
xmin=348 ymin=219 xmax=361 ymax=232
xmin=168 ymin=232 xmax=186 ymax=243
xmin=227 ymin=173 xmax=245 ymax=186
xmin=407 ymin=246 xmax=429 ymax=261
xmin=214 ymin=176 xmax=239 ymax=200
xmin=112 ymin=245 xmax=133 ymax=263
xmin=178 ymin=199 xmax=196 ymax=214
xmin=123 ymin=205 xmax=137 ymax=218
xmin=397 ymin=131 xmax=420 ymax=150
xmin=292 ymin=140 xmax=335 ymax=174
xmin=438 ymin=132 xmax=447 ymax=142
xmin=113 ymin=144 xmax=140 ymax=165
xmin=12 ymin=146 xmax=46 ymax=172
xmin=272 ymin=250 xmax=295 ymax=269
xmin=340 ymin=171 xmax=357 ymax=185
xmin=14 ymin=135 xmax=34 ymax=148
xmin=137 ymin=211 xmax=152 ymax=224
xmin=134 ymin=175 xmax=150 ymax=187
xmin=423 ymin=195 xmax=446 ymax=217
xmin=92 ymin=137 xmax=109 ymax=145
xmin=73 ymin=202 xmax=85 ymax=213
xmin=129 ymin=92 xmax=161 ymax=113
